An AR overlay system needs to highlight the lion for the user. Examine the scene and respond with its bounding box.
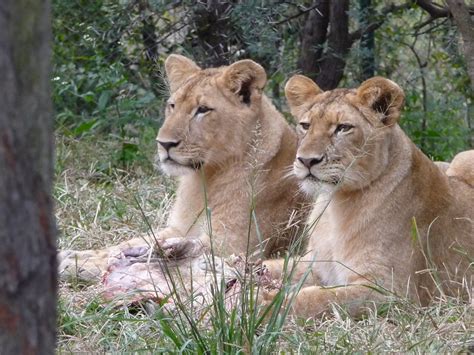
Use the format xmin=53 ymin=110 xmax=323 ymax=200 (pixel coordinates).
xmin=59 ymin=55 xmax=309 ymax=281
xmin=260 ymin=74 xmax=474 ymax=318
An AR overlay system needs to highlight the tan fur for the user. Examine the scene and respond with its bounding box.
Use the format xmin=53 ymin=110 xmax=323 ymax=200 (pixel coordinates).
xmin=446 ymin=150 xmax=474 ymax=186
xmin=154 ymin=55 xmax=309 ymax=257
xmin=434 ymin=161 xmax=450 ymax=173
xmin=261 ymin=75 xmax=474 ymax=318
xmin=59 ymin=56 xmax=309 ymax=281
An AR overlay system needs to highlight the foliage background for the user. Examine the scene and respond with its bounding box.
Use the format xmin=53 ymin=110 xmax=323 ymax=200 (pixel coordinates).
xmin=53 ymin=0 xmax=473 ymax=352
xmin=53 ymin=0 xmax=472 ymax=165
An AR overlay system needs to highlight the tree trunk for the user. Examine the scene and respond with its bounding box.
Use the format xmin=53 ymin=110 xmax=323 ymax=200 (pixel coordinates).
xmin=445 ymin=0 xmax=474 ymax=147
xmin=359 ymin=0 xmax=375 ymax=80
xmin=297 ymin=0 xmax=330 ymax=81
xmin=297 ymin=0 xmax=351 ymax=90
xmin=315 ymin=0 xmax=351 ymax=90
xmin=446 ymin=0 xmax=474 ymax=90
xmin=0 ymin=0 xmax=57 ymax=353
xmin=298 ymin=2 xmax=413 ymax=90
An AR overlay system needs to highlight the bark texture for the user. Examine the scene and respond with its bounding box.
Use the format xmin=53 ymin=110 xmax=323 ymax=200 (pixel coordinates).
xmin=445 ymin=0 xmax=474 ymax=91
xmin=297 ymin=0 xmax=330 ymax=83
xmin=0 ymin=0 xmax=57 ymax=353
xmin=298 ymin=0 xmax=351 ymax=90
xmin=297 ymin=1 xmax=411 ymax=89
xmin=359 ymin=0 xmax=375 ymax=80
xmin=447 ymin=0 xmax=474 ymax=148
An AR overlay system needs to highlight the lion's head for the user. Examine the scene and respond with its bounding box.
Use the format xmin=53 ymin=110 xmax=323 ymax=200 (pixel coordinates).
xmin=156 ymin=54 xmax=267 ymax=176
xmin=285 ymin=75 xmax=405 ymax=194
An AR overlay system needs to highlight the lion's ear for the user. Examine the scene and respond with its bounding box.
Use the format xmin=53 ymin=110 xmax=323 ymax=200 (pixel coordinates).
xmin=285 ymin=75 xmax=323 ymax=118
xmin=165 ymin=54 xmax=201 ymax=93
xmin=219 ymin=60 xmax=267 ymax=105
xmin=356 ymin=77 xmax=405 ymax=125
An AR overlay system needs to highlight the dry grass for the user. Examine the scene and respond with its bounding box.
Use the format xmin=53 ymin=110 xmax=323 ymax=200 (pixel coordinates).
xmin=56 ymin=133 xmax=474 ymax=353
xmin=55 ymin=134 xmax=174 ymax=251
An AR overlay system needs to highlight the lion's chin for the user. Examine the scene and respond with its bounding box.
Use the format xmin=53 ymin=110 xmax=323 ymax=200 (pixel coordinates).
xmin=299 ymin=176 xmax=339 ymax=196
xmin=158 ymin=160 xmax=196 ymax=176
xmin=299 ymin=179 xmax=320 ymax=196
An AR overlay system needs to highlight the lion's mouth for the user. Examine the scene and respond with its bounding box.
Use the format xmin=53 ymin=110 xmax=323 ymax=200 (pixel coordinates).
xmin=304 ymin=173 xmax=339 ymax=185
xmin=163 ymin=157 xmax=203 ymax=170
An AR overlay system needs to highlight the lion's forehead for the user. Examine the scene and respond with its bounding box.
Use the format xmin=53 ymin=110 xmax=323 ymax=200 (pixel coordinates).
xmin=173 ymin=70 xmax=223 ymax=102
xmin=307 ymin=94 xmax=359 ymax=123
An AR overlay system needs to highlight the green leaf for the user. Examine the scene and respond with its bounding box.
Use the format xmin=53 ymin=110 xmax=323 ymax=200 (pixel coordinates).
xmin=72 ymin=119 xmax=98 ymax=136
xmin=97 ymin=90 xmax=111 ymax=111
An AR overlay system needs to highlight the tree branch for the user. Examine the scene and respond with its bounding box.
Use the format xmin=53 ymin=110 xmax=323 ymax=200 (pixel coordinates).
xmin=414 ymin=17 xmax=449 ymax=34
xmin=415 ymin=0 xmax=450 ymax=18
xmin=272 ymin=2 xmax=323 ymax=26
xmin=349 ymin=3 xmax=412 ymax=43
xmin=414 ymin=0 xmax=474 ymax=18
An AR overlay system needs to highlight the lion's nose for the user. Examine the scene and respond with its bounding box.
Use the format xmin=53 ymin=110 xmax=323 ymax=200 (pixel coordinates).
xmin=298 ymin=156 xmax=324 ymax=169
xmin=158 ymin=140 xmax=180 ymax=152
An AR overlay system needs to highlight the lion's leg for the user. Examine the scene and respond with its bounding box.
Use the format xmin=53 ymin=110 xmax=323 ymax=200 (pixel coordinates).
xmin=262 ymin=280 xmax=389 ymax=319
xmin=155 ymin=232 xmax=209 ymax=259
xmin=149 ymin=184 xmax=209 ymax=259
xmin=58 ymin=248 xmax=111 ymax=282
xmin=59 ymin=235 xmax=156 ymax=282
xmin=261 ymin=257 xmax=321 ymax=287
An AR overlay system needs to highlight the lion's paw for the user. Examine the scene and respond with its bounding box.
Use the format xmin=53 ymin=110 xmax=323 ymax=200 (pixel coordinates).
xmin=58 ymin=249 xmax=110 ymax=283
xmin=154 ymin=237 xmax=205 ymax=260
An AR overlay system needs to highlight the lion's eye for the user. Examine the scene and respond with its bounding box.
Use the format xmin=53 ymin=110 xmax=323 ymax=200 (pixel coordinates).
xmin=299 ymin=122 xmax=310 ymax=130
xmin=334 ymin=124 xmax=353 ymax=135
xmin=196 ymin=106 xmax=212 ymax=115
